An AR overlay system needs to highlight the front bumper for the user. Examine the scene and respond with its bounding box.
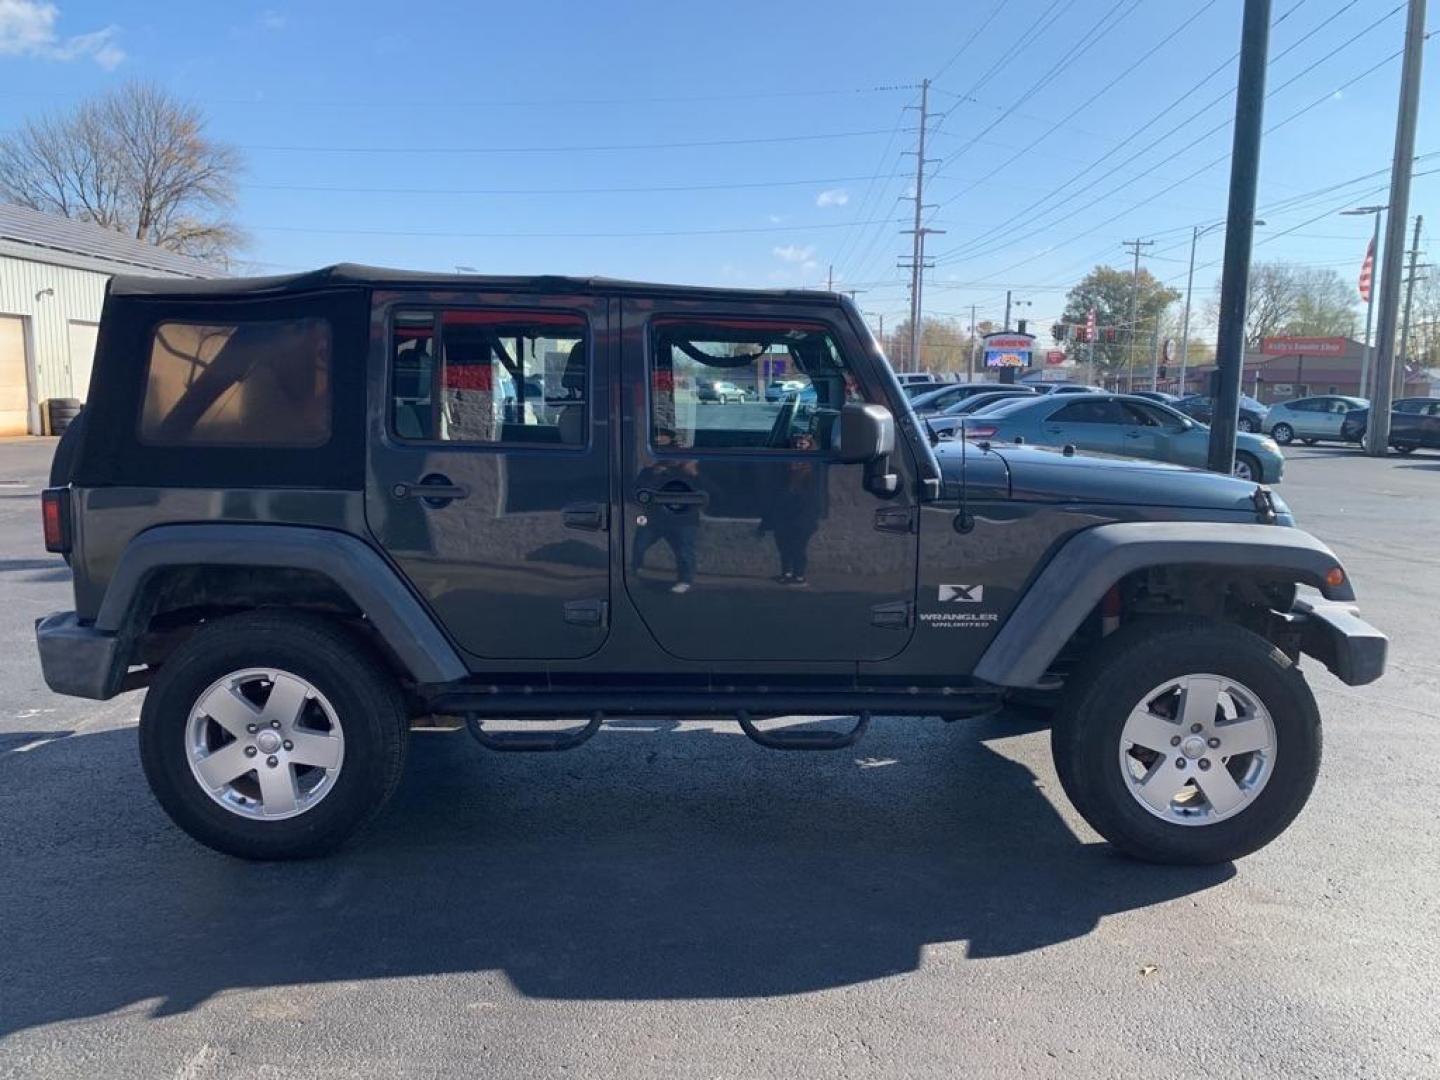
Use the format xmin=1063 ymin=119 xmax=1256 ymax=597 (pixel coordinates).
xmin=1286 ymin=597 xmax=1387 ymax=686
xmin=35 ymin=611 xmax=126 ymax=700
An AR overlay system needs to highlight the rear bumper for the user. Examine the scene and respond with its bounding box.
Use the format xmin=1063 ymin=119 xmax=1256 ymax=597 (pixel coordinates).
xmin=1289 ymin=597 xmax=1387 ymax=686
xmin=35 ymin=611 xmax=126 ymax=700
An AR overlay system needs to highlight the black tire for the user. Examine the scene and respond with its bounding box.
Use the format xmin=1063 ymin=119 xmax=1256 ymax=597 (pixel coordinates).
xmin=1271 ymin=422 xmax=1294 ymax=445
xmin=1233 ymin=451 xmax=1262 ymax=482
xmin=1301 ymin=438 xmax=1317 ymax=446
xmin=1394 ymin=443 xmax=1416 ymax=455
xmin=1237 ymin=416 xmax=1255 ymax=433
xmin=1051 ymin=616 xmax=1321 ymax=865
xmin=139 ymin=612 xmax=408 ymax=860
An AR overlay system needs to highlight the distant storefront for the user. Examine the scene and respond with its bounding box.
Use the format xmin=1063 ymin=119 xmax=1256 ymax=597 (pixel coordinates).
xmin=1184 ymin=337 xmax=1432 ymax=403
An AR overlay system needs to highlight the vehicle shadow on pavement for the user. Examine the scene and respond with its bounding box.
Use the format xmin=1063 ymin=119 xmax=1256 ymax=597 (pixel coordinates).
xmin=0 ymin=712 xmax=1233 ymax=1035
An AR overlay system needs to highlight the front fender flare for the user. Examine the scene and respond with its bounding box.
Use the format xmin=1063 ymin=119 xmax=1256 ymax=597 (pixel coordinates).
xmin=973 ymin=521 xmax=1355 ymax=688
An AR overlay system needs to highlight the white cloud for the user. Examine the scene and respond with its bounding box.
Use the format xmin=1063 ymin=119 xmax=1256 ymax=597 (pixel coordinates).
xmin=816 ymin=188 xmax=850 ymax=208
xmin=773 ymin=244 xmax=816 ymax=264
xmin=767 ymin=213 xmax=785 ymax=224
xmin=0 ymin=1 xmax=124 ymax=68
xmin=260 ymin=9 xmax=287 ymax=30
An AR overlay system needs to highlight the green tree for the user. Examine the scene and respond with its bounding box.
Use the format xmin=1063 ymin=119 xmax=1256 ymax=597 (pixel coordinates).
xmin=1061 ymin=265 xmax=1180 ymax=375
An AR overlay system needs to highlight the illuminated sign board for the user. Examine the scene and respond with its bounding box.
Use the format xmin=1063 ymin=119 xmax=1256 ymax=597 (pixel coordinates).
xmin=981 ymin=331 xmax=1036 ymax=369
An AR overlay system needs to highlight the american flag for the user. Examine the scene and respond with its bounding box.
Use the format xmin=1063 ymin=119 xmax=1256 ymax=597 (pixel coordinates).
xmin=1359 ymin=239 xmax=1375 ymax=303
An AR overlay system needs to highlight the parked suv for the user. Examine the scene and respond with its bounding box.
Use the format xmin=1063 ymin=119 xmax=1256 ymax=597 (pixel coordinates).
xmin=37 ymin=266 xmax=1385 ymax=864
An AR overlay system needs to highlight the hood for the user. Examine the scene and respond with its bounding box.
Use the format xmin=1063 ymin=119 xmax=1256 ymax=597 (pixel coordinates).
xmin=931 ymin=440 xmax=1012 ymax=499
xmin=953 ymin=441 xmax=1287 ymax=515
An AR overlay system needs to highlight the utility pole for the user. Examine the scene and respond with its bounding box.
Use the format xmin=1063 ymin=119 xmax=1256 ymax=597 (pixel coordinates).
xmin=1368 ymin=0 xmax=1427 ymax=456
xmin=1207 ymin=0 xmax=1270 ymax=475
xmin=1179 ymin=219 xmax=1265 ymax=396
xmin=898 ymin=78 xmax=944 ymax=373
xmin=1397 ymin=214 xmax=1427 ymax=397
xmin=826 ymin=265 xmax=833 ymax=292
xmin=1122 ymin=239 xmax=1154 ymax=393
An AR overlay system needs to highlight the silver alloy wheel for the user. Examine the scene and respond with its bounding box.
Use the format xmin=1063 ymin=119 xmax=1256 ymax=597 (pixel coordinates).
xmin=1232 ymin=456 xmax=1256 ymax=481
xmin=1118 ymin=674 xmax=1276 ymax=826
xmin=185 ymin=668 xmax=345 ymax=821
xmin=1238 ymin=417 xmax=1254 ymax=432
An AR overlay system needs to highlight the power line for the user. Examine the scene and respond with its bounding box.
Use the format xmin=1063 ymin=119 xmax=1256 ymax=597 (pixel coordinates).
xmin=243 ymin=173 xmax=893 ymax=198
xmin=932 ymin=0 xmax=1010 ymax=82
xmin=250 ymin=216 xmax=910 ymax=241
xmin=240 ymin=127 xmax=899 ymax=155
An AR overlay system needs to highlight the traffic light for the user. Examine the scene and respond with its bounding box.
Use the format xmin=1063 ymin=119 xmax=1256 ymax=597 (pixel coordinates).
xmin=1052 ymin=323 xmax=1068 ymax=342
xmin=1104 ymin=327 xmax=1118 ymax=343
xmin=1074 ymin=325 xmax=1089 ymax=343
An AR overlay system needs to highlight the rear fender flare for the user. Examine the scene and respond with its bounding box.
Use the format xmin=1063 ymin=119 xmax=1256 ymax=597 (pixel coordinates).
xmin=98 ymin=524 xmax=467 ymax=684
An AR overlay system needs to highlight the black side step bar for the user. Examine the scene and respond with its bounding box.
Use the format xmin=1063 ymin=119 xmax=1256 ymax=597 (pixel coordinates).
xmin=465 ymin=711 xmax=604 ymax=753
xmin=434 ymin=690 xmax=1001 ymax=720
xmin=736 ymin=709 xmax=870 ymax=751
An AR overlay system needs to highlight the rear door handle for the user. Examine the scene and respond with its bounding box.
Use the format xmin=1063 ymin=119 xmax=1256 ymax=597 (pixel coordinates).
xmin=392 ymin=475 xmax=469 ymax=504
xmin=562 ymin=502 xmax=607 ymax=531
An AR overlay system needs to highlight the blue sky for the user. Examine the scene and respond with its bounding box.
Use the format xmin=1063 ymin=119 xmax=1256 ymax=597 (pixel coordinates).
xmin=0 ymin=0 xmax=1434 ymax=335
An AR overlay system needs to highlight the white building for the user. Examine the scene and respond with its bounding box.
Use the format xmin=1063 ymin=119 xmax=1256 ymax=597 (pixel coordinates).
xmin=0 ymin=203 xmax=219 ymax=435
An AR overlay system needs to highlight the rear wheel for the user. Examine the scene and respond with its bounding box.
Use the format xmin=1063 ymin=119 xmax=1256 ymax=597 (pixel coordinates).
xmin=139 ymin=612 xmax=408 ymax=860
xmin=1270 ymin=423 xmax=1294 ymax=445
xmin=1051 ymin=617 xmax=1321 ymax=864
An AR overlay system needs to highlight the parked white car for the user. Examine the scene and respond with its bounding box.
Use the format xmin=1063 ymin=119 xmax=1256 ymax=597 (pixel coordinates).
xmin=1263 ymin=396 xmax=1368 ymax=445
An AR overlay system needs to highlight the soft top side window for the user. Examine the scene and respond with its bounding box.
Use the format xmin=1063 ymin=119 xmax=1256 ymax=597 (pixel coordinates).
xmin=139 ymin=318 xmax=331 ymax=447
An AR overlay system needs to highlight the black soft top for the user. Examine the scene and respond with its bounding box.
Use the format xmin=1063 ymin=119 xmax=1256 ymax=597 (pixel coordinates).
xmin=109 ymin=263 xmax=842 ymax=304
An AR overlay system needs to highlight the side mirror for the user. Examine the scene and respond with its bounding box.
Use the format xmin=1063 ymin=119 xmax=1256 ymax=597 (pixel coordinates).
xmin=837 ymin=403 xmax=895 ymax=463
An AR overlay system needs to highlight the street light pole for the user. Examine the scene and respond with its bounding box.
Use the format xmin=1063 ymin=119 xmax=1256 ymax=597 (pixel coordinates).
xmin=1342 ymin=205 xmax=1387 ymax=399
xmin=1180 ymin=218 xmax=1265 ymax=401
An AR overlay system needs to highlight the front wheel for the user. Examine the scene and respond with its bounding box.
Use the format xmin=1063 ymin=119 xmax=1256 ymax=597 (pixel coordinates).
xmin=1051 ymin=617 xmax=1321 ymax=864
xmin=1270 ymin=422 xmax=1294 ymax=445
xmin=139 ymin=612 xmax=409 ymax=860
xmin=1232 ymin=451 xmax=1262 ymax=481
xmin=1237 ymin=416 xmax=1255 ymax=433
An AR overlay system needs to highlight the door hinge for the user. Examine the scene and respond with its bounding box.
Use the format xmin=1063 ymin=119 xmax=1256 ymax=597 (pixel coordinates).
xmin=870 ymin=600 xmax=913 ymax=629
xmin=563 ymin=599 xmax=609 ymax=629
xmin=873 ymin=505 xmax=917 ymax=534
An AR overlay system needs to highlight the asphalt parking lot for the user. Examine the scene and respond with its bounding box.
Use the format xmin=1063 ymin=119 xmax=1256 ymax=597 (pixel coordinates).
xmin=1 ymin=438 xmax=1436 ymax=1079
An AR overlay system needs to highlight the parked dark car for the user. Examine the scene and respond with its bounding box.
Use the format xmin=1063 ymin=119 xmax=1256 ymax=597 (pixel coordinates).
xmin=1133 ymin=390 xmax=1179 ymax=404
xmin=35 ymin=266 xmax=1384 ymax=867
xmin=1340 ymin=397 xmax=1440 ymax=452
xmin=910 ymin=382 xmax=1035 ymax=414
xmin=925 ymin=390 xmax=1039 ymax=438
xmin=1174 ymin=393 xmax=1269 ymax=433
xmin=1031 ymin=383 xmax=1105 ymax=395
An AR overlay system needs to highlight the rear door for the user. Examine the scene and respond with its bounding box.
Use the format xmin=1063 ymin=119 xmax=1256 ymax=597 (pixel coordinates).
xmin=365 ymin=290 xmax=611 ymax=661
xmin=1043 ymin=398 xmax=1127 ymax=455
xmin=617 ymin=300 xmax=918 ymax=662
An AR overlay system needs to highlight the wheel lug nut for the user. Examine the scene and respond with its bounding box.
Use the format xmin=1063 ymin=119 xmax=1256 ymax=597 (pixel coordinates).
xmin=1190 ymin=724 xmax=1203 ymax=734
xmin=266 ymin=756 xmax=278 ymax=768
xmin=244 ymin=746 xmax=257 ymax=758
xmin=270 ymin=720 xmax=281 ymax=729
xmin=246 ymin=724 xmax=258 ymax=734
xmin=1176 ymin=759 xmax=1187 ymax=769
xmin=1198 ymin=759 xmax=1211 ymax=770
xmin=1207 ymin=737 xmax=1221 ymax=748
xmin=283 ymin=740 xmax=294 ymax=751
xmin=1170 ymin=736 xmax=1182 ymax=747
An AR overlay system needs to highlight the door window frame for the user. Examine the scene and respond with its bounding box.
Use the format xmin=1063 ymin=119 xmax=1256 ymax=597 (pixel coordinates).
xmin=641 ymin=312 xmax=871 ymax=459
xmin=380 ymin=300 xmax=597 ymax=454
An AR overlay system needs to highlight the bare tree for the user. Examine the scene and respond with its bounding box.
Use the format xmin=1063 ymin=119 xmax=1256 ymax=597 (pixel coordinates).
xmin=0 ymin=82 xmax=242 ymax=263
xmin=1208 ymin=262 xmax=1360 ymax=348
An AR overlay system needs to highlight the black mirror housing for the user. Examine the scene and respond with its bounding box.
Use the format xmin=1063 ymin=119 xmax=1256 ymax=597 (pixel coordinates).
xmin=837 ymin=403 xmax=895 ymax=463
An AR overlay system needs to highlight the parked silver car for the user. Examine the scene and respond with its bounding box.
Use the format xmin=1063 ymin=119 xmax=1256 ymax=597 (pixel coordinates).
xmin=1263 ymin=395 xmax=1368 ymax=445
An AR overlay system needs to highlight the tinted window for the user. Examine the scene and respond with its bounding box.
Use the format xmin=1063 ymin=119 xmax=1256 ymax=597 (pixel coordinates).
xmin=650 ymin=319 xmax=861 ymax=452
xmin=1051 ymin=400 xmax=1128 ymax=424
xmin=389 ymin=309 xmax=587 ymax=446
xmin=1394 ymin=399 xmax=1426 ymax=414
xmin=1122 ymin=401 xmax=1186 ymax=429
xmin=140 ymin=318 xmax=331 ymax=447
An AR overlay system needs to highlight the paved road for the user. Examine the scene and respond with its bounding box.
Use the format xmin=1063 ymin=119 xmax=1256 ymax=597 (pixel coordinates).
xmin=1 ymin=439 xmax=1436 ymax=1079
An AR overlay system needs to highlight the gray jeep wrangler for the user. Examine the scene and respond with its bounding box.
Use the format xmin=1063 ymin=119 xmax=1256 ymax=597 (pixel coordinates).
xmin=36 ymin=266 xmax=1386 ymax=863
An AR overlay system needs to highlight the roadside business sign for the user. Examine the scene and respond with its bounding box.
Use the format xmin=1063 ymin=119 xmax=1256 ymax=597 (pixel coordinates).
xmin=982 ymin=331 xmax=1036 ymax=369
xmin=1045 ymin=349 xmax=1066 ymax=366
xmin=1261 ymin=336 xmax=1346 ymax=357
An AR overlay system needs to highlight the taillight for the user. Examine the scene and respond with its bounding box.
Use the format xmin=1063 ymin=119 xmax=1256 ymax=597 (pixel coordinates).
xmin=41 ymin=488 xmax=71 ymax=554
xmin=966 ymin=424 xmax=999 ymax=439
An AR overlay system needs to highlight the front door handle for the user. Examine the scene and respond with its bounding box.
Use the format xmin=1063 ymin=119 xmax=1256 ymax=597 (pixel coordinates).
xmin=392 ymin=474 xmax=469 ymax=505
xmin=562 ymin=502 xmax=607 ymax=531
xmin=636 ymin=487 xmax=708 ymax=508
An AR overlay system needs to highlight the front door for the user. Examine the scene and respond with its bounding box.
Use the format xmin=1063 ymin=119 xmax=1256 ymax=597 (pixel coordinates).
xmin=366 ymin=291 xmax=611 ymax=661
xmin=618 ymin=300 xmax=919 ymax=662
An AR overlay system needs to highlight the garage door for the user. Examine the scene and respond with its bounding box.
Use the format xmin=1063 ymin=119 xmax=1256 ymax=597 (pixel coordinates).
xmin=0 ymin=315 xmax=30 ymax=436
xmin=67 ymin=320 xmax=99 ymax=400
